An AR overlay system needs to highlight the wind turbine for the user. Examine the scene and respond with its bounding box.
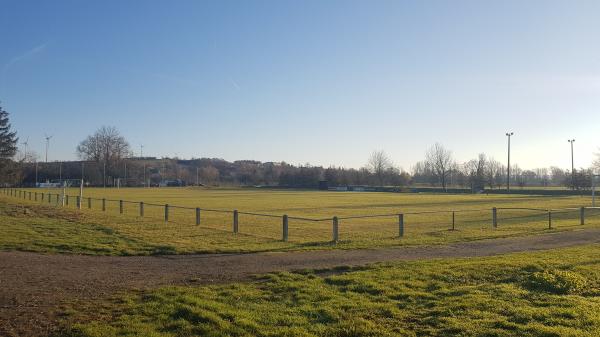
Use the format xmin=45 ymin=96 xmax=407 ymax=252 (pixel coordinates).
xmin=21 ymin=137 xmax=29 ymax=162
xmin=44 ymin=134 xmax=53 ymax=162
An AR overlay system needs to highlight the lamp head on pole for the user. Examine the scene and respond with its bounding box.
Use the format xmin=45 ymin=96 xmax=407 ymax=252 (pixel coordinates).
xmin=568 ymin=139 xmax=575 ymax=143
xmin=506 ymin=132 xmax=514 ymax=136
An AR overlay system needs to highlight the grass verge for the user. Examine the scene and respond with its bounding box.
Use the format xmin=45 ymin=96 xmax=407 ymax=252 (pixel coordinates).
xmin=60 ymin=244 xmax=600 ymax=336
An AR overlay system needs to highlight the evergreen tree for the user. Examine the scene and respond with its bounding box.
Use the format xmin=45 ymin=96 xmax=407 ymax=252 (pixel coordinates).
xmin=0 ymin=104 xmax=18 ymax=159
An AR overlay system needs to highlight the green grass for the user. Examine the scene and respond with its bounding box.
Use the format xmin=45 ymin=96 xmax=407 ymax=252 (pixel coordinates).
xmin=2 ymin=187 xmax=600 ymax=254
xmin=61 ymin=244 xmax=600 ymax=336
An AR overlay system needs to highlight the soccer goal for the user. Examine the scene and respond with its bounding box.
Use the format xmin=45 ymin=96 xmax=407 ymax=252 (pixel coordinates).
xmin=39 ymin=179 xmax=83 ymax=207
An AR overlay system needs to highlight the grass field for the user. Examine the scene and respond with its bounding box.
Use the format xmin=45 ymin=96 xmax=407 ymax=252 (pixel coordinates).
xmin=61 ymin=244 xmax=600 ymax=337
xmin=2 ymin=187 xmax=599 ymax=254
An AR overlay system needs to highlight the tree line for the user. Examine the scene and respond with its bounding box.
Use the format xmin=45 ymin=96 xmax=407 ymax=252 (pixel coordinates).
xmin=2 ymin=112 xmax=600 ymax=190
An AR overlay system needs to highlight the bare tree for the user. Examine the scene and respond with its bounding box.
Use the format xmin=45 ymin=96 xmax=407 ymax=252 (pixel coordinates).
xmin=550 ymin=166 xmax=566 ymax=186
xmin=199 ymin=166 xmax=220 ymax=185
xmin=77 ymin=126 xmax=131 ymax=162
xmin=367 ymin=150 xmax=393 ymax=186
xmin=485 ymin=157 xmax=502 ymax=189
xmin=425 ymin=143 xmax=454 ymax=191
xmin=77 ymin=126 xmax=131 ymax=183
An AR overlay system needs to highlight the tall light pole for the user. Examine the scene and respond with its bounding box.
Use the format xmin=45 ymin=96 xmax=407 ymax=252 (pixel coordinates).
xmin=140 ymin=145 xmax=145 ymax=187
xmin=80 ymin=162 xmax=85 ymax=209
xmin=506 ymin=132 xmax=514 ymax=192
xmin=568 ymin=139 xmax=575 ymax=189
xmin=593 ymin=174 xmax=599 ymax=207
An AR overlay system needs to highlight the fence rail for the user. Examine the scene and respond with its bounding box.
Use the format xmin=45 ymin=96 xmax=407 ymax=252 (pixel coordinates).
xmin=3 ymin=188 xmax=600 ymax=244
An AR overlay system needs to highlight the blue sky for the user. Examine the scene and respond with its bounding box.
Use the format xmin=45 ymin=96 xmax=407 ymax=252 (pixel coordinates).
xmin=1 ymin=0 xmax=599 ymax=170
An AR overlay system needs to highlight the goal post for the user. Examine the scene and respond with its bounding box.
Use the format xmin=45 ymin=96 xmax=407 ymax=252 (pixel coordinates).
xmin=39 ymin=179 xmax=82 ymax=207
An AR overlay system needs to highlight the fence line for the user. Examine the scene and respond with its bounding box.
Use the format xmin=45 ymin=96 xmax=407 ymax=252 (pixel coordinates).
xmin=2 ymin=188 xmax=598 ymax=244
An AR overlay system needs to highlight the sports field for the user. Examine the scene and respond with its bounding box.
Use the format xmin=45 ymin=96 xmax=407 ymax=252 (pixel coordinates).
xmin=3 ymin=187 xmax=599 ymax=254
xmin=3 ymin=188 xmax=600 ymax=337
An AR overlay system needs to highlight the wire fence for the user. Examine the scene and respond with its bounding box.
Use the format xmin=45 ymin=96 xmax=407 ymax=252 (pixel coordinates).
xmin=3 ymin=188 xmax=600 ymax=244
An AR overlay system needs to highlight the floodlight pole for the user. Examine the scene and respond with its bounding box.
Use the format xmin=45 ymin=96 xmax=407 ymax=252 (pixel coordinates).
xmin=505 ymin=132 xmax=514 ymax=192
xmin=593 ymin=174 xmax=599 ymax=207
xmin=79 ymin=162 xmax=84 ymax=209
xmin=568 ymin=139 xmax=575 ymax=189
xmin=35 ymin=162 xmax=38 ymax=187
xmin=103 ymin=161 xmax=106 ymax=188
xmin=196 ymin=167 xmax=199 ymax=186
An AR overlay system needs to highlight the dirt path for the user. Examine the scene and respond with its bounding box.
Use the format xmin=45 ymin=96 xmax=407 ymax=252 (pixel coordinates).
xmin=2 ymin=228 xmax=600 ymax=337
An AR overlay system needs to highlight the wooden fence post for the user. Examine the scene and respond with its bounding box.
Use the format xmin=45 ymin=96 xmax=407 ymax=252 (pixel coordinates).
xmin=119 ymin=200 xmax=123 ymax=214
xmin=233 ymin=210 xmax=239 ymax=233
xmin=102 ymin=198 xmax=106 ymax=211
xmin=88 ymin=197 xmax=91 ymax=209
xmin=398 ymin=214 xmax=404 ymax=237
xmin=140 ymin=202 xmax=144 ymax=217
xmin=548 ymin=211 xmax=552 ymax=229
xmin=492 ymin=207 xmax=497 ymax=228
xmin=164 ymin=204 xmax=169 ymax=222
xmin=452 ymin=211 xmax=455 ymax=231
xmin=580 ymin=207 xmax=585 ymax=225
xmin=195 ymin=208 xmax=201 ymax=225
xmin=332 ymin=216 xmax=339 ymax=242
xmin=282 ymin=214 xmax=289 ymax=242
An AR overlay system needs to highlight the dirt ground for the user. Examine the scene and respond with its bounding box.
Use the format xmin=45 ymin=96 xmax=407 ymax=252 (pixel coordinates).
xmin=2 ymin=228 xmax=600 ymax=337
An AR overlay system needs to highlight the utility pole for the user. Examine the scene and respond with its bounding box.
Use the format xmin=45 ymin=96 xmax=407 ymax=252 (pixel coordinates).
xmin=59 ymin=161 xmax=62 ymax=181
xmin=140 ymin=145 xmax=144 ymax=158
xmin=35 ymin=161 xmax=38 ymax=187
xmin=124 ymin=161 xmax=127 ymax=187
xmin=103 ymin=161 xmax=106 ymax=188
xmin=505 ymin=132 xmax=514 ymax=192
xmin=568 ymin=139 xmax=575 ymax=189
